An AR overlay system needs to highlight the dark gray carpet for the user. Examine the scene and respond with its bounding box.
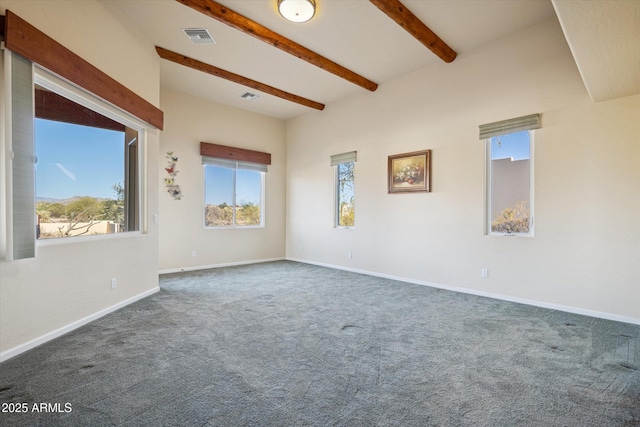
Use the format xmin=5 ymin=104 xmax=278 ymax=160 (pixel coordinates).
xmin=1 ymin=261 xmax=638 ymax=426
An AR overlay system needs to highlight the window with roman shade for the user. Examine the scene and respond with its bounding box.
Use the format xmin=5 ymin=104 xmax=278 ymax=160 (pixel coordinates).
xmin=331 ymin=151 xmax=357 ymax=228
xmin=201 ymin=142 xmax=270 ymax=228
xmin=480 ymin=114 xmax=540 ymax=236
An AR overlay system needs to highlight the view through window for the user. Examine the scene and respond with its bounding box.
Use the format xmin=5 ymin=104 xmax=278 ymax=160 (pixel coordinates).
xmin=488 ymin=130 xmax=532 ymax=234
xmin=204 ymin=164 xmax=264 ymax=227
xmin=35 ymin=84 xmax=139 ymax=239
xmin=336 ymin=161 xmax=355 ymax=227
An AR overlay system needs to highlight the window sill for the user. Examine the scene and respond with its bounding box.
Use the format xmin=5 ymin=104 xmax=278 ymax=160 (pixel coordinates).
xmin=204 ymin=226 xmax=265 ymax=230
xmin=36 ymin=231 xmax=146 ymax=247
xmin=486 ymin=232 xmax=534 ymax=238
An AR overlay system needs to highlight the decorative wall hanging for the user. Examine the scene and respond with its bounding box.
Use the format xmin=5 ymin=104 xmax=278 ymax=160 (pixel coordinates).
xmin=388 ymin=149 xmax=431 ymax=193
xmin=164 ymin=151 xmax=182 ymax=200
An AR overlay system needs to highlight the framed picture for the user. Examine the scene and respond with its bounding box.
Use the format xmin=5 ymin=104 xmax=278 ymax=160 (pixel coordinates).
xmin=388 ymin=149 xmax=431 ymax=193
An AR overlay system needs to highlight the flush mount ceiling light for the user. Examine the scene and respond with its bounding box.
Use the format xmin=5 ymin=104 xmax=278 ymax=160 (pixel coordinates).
xmin=278 ymin=0 xmax=316 ymax=23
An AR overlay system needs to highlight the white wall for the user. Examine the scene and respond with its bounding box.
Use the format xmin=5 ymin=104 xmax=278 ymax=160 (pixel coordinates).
xmin=286 ymin=17 xmax=640 ymax=322
xmin=158 ymin=88 xmax=286 ymax=272
xmin=0 ymin=0 xmax=162 ymax=357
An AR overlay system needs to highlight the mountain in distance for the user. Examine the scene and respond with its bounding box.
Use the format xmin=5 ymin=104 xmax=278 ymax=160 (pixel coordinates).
xmin=37 ymin=196 xmax=111 ymax=205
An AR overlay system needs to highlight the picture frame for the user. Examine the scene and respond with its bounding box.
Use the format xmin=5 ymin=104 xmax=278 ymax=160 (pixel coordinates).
xmin=388 ymin=149 xmax=431 ymax=193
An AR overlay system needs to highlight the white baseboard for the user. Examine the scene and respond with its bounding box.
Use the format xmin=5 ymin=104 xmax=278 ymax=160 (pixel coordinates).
xmin=159 ymin=257 xmax=285 ymax=275
xmin=0 ymin=287 xmax=160 ymax=363
xmin=287 ymin=257 xmax=640 ymax=326
xmin=3 ymin=259 xmax=636 ymax=363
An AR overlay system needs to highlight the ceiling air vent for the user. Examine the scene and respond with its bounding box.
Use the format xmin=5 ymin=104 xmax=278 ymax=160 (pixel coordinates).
xmin=183 ymin=28 xmax=216 ymax=44
xmin=240 ymin=92 xmax=260 ymax=100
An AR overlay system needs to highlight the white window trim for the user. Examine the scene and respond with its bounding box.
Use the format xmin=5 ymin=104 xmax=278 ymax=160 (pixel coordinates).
xmin=33 ymin=66 xmax=149 ymax=131
xmin=484 ymin=131 xmax=535 ymax=237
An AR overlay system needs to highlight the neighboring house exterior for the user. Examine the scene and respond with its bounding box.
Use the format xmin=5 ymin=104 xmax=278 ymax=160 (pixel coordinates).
xmin=491 ymin=158 xmax=530 ymax=221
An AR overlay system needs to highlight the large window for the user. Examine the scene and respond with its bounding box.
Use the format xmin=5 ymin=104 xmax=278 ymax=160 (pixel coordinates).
xmin=3 ymin=11 xmax=161 ymax=260
xmin=331 ymin=151 xmax=356 ymax=227
xmin=482 ymin=114 xmax=539 ymax=236
xmin=204 ymin=161 xmax=265 ymax=228
xmin=34 ymin=74 xmax=141 ymax=240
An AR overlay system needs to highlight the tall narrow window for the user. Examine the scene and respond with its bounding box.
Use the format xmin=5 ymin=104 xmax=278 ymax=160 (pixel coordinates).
xmin=481 ymin=114 xmax=539 ymax=236
xmin=331 ymin=151 xmax=356 ymax=228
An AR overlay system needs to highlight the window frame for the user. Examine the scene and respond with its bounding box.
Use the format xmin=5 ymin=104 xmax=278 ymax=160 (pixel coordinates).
xmin=484 ymin=130 xmax=535 ymax=237
xmin=33 ymin=66 xmax=147 ymax=242
xmin=203 ymin=162 xmax=266 ymax=229
xmin=334 ymin=160 xmax=355 ymax=229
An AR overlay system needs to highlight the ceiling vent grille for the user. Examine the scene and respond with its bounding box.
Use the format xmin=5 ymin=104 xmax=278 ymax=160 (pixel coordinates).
xmin=183 ymin=28 xmax=216 ymax=44
xmin=240 ymin=92 xmax=260 ymax=100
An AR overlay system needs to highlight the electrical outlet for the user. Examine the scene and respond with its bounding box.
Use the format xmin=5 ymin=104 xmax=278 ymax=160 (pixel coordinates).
xmin=192 ymin=251 xmax=197 ymax=258
xmin=111 ymin=278 xmax=117 ymax=289
xmin=481 ymin=269 xmax=489 ymax=278
xmin=348 ymin=252 xmax=353 ymax=259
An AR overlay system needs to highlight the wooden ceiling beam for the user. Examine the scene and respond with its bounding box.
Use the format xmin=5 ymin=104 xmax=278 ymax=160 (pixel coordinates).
xmin=175 ymin=0 xmax=378 ymax=92
xmin=369 ymin=0 xmax=457 ymax=63
xmin=4 ymin=11 xmax=164 ymax=129
xmin=156 ymin=46 xmax=325 ymax=111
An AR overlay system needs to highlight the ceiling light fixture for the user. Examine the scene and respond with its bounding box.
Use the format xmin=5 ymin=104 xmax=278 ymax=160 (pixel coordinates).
xmin=278 ymin=0 xmax=316 ymax=23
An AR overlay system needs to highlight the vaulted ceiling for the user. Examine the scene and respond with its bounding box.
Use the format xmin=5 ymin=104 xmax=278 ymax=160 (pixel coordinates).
xmin=107 ymin=0 xmax=639 ymax=120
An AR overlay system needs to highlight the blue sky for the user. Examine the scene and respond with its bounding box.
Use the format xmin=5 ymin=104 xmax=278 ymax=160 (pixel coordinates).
xmin=490 ymin=130 xmax=530 ymax=160
xmin=204 ymin=166 xmax=262 ymax=206
xmin=36 ymin=118 xmax=263 ymax=204
xmin=36 ymin=118 xmax=525 ymax=203
xmin=35 ymin=119 xmax=124 ymax=200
